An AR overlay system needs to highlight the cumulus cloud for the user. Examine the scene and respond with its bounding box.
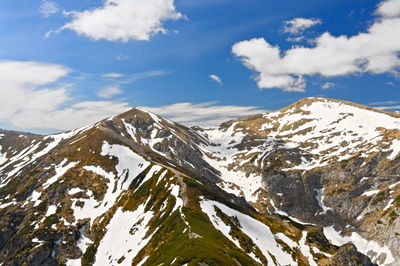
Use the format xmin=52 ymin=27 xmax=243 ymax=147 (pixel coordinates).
xmin=39 ymin=0 xmax=59 ymax=17
xmin=52 ymin=0 xmax=184 ymax=42
xmin=232 ymin=0 xmax=400 ymax=92
xmin=321 ymin=82 xmax=335 ymax=90
xmin=141 ymin=102 xmax=267 ymax=127
xmin=209 ymin=74 xmax=223 ymax=85
xmin=0 ymin=60 xmax=130 ymax=131
xmin=376 ymin=0 xmax=400 ymax=17
xmin=0 ymin=60 xmax=266 ymax=130
xmin=282 ymin=17 xmax=321 ymax=35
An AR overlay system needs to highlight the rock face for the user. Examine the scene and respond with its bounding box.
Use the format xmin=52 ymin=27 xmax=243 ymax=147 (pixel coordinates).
xmin=322 ymin=243 xmax=377 ymax=266
xmin=0 ymin=97 xmax=399 ymax=265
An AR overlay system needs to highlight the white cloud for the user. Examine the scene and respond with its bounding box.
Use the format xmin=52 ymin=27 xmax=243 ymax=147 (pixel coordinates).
xmin=369 ymin=100 xmax=400 ymax=111
xmin=97 ymin=86 xmax=122 ymax=98
xmin=0 ymin=60 xmax=130 ymax=131
xmin=369 ymin=100 xmax=398 ymax=106
xmin=376 ymin=0 xmax=400 ymax=17
xmin=39 ymin=0 xmax=59 ymax=17
xmin=53 ymin=0 xmax=184 ymax=42
xmin=232 ymin=0 xmax=400 ymax=92
xmin=116 ymin=55 xmax=130 ymax=61
xmin=321 ymin=82 xmax=335 ymax=90
xmin=121 ymin=70 xmax=168 ymax=83
xmin=102 ymin=73 xmax=124 ymax=78
xmin=209 ymin=74 xmax=223 ymax=85
xmin=0 ymin=60 xmax=70 ymax=121
xmin=11 ymin=101 xmax=130 ymax=131
xmin=375 ymin=105 xmax=400 ymax=111
xmin=283 ymin=17 xmax=321 ymax=35
xmin=99 ymin=70 xmax=168 ymax=100
xmin=141 ymin=102 xmax=267 ymax=127
xmin=0 ymin=60 xmax=266 ymax=131
xmin=286 ymin=36 xmax=304 ymax=43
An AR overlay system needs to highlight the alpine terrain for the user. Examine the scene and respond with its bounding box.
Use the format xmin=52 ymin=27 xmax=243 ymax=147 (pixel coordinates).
xmin=1 ymin=97 xmax=400 ymax=266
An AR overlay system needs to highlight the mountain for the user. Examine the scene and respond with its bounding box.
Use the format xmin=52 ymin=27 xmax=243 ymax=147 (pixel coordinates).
xmin=0 ymin=97 xmax=399 ymax=265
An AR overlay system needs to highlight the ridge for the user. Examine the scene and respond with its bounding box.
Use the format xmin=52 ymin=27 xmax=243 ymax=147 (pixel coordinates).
xmin=0 ymin=97 xmax=399 ymax=265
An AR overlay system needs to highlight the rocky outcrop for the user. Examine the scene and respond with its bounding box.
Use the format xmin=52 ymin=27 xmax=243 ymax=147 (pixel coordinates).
xmin=0 ymin=97 xmax=399 ymax=265
xmin=321 ymin=243 xmax=377 ymax=266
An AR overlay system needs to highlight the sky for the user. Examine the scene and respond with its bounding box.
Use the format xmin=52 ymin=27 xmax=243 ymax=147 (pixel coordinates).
xmin=1 ymin=0 xmax=399 ymax=134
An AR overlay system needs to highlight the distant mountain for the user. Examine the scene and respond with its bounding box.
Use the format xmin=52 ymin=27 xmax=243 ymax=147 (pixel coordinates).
xmin=1 ymin=97 xmax=399 ymax=265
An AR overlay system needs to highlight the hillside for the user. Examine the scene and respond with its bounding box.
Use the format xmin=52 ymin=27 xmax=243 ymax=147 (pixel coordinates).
xmin=0 ymin=97 xmax=399 ymax=265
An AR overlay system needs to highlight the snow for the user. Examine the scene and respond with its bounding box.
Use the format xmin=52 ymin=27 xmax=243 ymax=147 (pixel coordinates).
xmin=270 ymin=199 xmax=316 ymax=226
xmin=323 ymin=225 xmax=395 ymax=265
xmin=94 ymin=204 xmax=154 ymax=266
xmin=137 ymin=107 xmax=162 ymax=125
xmin=68 ymin=187 xmax=84 ymax=195
xmin=43 ymin=160 xmax=78 ymax=189
xmin=122 ymin=119 xmax=138 ymax=142
xmin=0 ymin=124 xmax=91 ymax=188
xmin=156 ymin=170 xmax=168 ymax=185
xmin=70 ymin=166 xmax=118 ymax=223
xmin=135 ymin=165 xmax=162 ymax=191
xmin=360 ymin=177 xmax=371 ymax=182
xmin=0 ymin=201 xmax=15 ymax=209
xmin=137 ymin=256 xmax=149 ymax=266
xmin=260 ymin=99 xmax=400 ymax=170
xmin=389 ymin=181 xmax=400 ymax=190
xmin=71 ymin=142 xmax=150 ymax=224
xmin=219 ymin=181 xmax=242 ymax=197
xmin=69 ymin=135 xmax=87 ymax=145
xmin=65 ymin=259 xmax=80 ymax=266
xmin=45 ymin=205 xmax=57 ymax=216
xmin=201 ymin=199 xmax=297 ymax=265
xmin=387 ymin=139 xmax=400 ymax=160
xmin=315 ymin=188 xmax=332 ymax=214
xmin=25 ymin=190 xmax=42 ymax=207
xmin=383 ymin=199 xmax=395 ymax=211
xmin=361 ymin=189 xmax=380 ymax=197
xmin=200 ymin=123 xmax=263 ymax=203
xmin=66 ymin=226 xmax=93 ymax=266
xmin=298 ymin=232 xmax=318 ymax=266
xmin=0 ymin=145 xmax=7 ymax=166
xmin=198 ymin=99 xmax=400 ymax=202
xmin=170 ymin=184 xmax=183 ymax=213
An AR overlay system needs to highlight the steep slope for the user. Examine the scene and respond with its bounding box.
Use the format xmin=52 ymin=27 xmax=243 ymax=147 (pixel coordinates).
xmin=196 ymin=97 xmax=400 ymax=265
xmin=0 ymin=97 xmax=399 ymax=265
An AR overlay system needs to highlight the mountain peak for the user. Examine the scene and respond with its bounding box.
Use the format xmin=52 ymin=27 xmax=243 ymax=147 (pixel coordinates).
xmin=1 ymin=97 xmax=399 ymax=265
xmin=284 ymin=97 xmax=400 ymax=118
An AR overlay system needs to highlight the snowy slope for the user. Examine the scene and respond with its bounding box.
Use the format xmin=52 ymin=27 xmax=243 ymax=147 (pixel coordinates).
xmin=0 ymin=97 xmax=399 ymax=265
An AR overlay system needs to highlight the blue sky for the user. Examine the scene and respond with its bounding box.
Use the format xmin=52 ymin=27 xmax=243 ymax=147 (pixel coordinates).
xmin=1 ymin=0 xmax=399 ymax=133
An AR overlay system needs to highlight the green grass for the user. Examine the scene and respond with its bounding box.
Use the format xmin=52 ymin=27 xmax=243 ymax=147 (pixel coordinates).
xmin=371 ymin=191 xmax=386 ymax=205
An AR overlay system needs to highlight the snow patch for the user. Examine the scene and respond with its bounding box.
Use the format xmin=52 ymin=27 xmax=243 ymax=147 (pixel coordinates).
xmin=43 ymin=160 xmax=78 ymax=189
xmin=45 ymin=205 xmax=57 ymax=216
xmin=323 ymin=225 xmax=395 ymax=265
xmin=361 ymin=189 xmax=380 ymax=197
xmin=201 ymin=199 xmax=297 ymax=265
xmin=94 ymin=204 xmax=154 ymax=266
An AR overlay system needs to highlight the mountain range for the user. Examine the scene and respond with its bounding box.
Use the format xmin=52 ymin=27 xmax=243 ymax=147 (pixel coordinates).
xmin=1 ymin=97 xmax=399 ymax=265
